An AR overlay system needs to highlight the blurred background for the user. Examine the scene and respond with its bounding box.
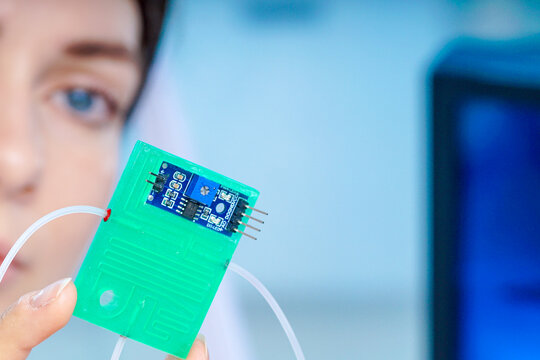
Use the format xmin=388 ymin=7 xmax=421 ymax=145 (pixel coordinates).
xmin=127 ymin=1 xmax=540 ymax=359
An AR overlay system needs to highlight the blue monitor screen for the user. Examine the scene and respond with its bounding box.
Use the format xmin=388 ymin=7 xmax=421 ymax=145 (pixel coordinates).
xmin=457 ymin=97 xmax=540 ymax=360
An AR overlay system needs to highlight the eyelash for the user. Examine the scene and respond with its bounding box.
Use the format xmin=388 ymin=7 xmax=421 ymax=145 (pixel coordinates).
xmin=50 ymin=86 xmax=121 ymax=125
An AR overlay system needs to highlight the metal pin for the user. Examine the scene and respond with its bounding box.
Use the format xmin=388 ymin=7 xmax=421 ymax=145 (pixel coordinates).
xmin=242 ymin=213 xmax=264 ymax=224
xmin=146 ymin=180 xmax=155 ymax=185
xmin=234 ymin=229 xmax=257 ymax=240
xmin=238 ymin=221 xmax=261 ymax=232
xmin=149 ymin=172 xmax=160 ymax=177
xmin=245 ymin=205 xmax=268 ymax=216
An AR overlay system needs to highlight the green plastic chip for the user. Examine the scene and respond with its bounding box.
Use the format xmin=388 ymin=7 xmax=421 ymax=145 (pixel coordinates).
xmin=73 ymin=141 xmax=259 ymax=358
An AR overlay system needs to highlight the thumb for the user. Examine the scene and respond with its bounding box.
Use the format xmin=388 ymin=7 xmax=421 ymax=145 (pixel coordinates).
xmin=0 ymin=277 xmax=76 ymax=359
xmin=166 ymin=334 xmax=209 ymax=360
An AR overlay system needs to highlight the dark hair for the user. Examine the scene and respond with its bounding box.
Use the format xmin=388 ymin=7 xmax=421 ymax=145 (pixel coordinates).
xmin=137 ymin=0 xmax=169 ymax=74
xmin=128 ymin=0 xmax=169 ymax=117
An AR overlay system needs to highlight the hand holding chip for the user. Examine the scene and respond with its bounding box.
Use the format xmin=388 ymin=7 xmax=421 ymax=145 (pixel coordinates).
xmin=0 ymin=278 xmax=209 ymax=360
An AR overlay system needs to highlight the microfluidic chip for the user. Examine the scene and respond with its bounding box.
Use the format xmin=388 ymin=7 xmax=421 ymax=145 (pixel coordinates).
xmin=73 ymin=141 xmax=265 ymax=358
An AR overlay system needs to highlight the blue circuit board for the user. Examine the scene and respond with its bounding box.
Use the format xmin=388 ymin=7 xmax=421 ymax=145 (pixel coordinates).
xmin=146 ymin=161 xmax=248 ymax=237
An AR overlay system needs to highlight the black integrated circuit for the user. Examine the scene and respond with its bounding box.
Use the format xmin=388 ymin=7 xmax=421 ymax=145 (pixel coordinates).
xmin=181 ymin=200 xmax=200 ymax=221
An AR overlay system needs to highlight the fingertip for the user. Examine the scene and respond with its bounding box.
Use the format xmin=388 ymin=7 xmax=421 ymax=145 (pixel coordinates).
xmin=185 ymin=334 xmax=208 ymax=360
xmin=55 ymin=280 xmax=77 ymax=312
xmin=29 ymin=278 xmax=75 ymax=308
xmin=0 ymin=278 xmax=77 ymax=357
xmin=23 ymin=278 xmax=77 ymax=335
xmin=48 ymin=280 xmax=77 ymax=326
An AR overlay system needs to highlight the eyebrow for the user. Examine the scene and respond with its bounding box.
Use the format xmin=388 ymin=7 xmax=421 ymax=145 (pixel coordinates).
xmin=63 ymin=41 xmax=141 ymax=67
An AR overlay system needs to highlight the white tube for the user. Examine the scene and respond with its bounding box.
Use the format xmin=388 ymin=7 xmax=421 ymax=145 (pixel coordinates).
xmin=0 ymin=206 xmax=107 ymax=284
xmin=228 ymin=262 xmax=306 ymax=360
xmin=110 ymin=335 xmax=127 ymax=360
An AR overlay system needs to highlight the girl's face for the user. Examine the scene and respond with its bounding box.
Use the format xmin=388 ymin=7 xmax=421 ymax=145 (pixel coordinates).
xmin=0 ymin=0 xmax=142 ymax=310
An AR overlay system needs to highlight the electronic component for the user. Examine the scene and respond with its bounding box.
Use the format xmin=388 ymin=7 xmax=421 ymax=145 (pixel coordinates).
xmin=180 ymin=199 xmax=200 ymax=220
xmin=173 ymin=171 xmax=186 ymax=182
xmin=146 ymin=172 xmax=167 ymax=192
xmin=74 ymin=141 xmax=266 ymax=358
xmin=161 ymin=198 xmax=175 ymax=209
xmin=225 ymin=199 xmax=268 ymax=240
xmin=165 ymin=189 xmax=178 ymax=200
xmin=169 ymin=180 xmax=181 ymax=191
xmin=219 ymin=190 xmax=233 ymax=202
xmin=145 ymin=160 xmax=266 ymax=238
xmin=185 ymin=175 xmax=219 ymax=206
xmin=208 ymin=214 xmax=222 ymax=226
xmin=200 ymin=207 xmax=211 ymax=220
xmin=215 ymin=202 xmax=226 ymax=214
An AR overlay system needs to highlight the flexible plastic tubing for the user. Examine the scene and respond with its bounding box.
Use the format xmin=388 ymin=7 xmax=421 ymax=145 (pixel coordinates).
xmin=0 ymin=206 xmax=107 ymax=284
xmin=110 ymin=335 xmax=127 ymax=360
xmin=229 ymin=262 xmax=306 ymax=360
xmin=0 ymin=206 xmax=123 ymax=358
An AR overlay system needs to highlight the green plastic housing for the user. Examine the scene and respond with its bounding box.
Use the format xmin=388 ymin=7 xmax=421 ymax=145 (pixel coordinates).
xmin=73 ymin=141 xmax=259 ymax=358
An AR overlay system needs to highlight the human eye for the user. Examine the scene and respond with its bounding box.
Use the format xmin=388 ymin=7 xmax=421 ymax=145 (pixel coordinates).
xmin=50 ymin=87 xmax=120 ymax=125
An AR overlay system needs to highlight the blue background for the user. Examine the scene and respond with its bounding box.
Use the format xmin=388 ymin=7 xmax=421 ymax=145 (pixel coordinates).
xmin=458 ymin=98 xmax=540 ymax=360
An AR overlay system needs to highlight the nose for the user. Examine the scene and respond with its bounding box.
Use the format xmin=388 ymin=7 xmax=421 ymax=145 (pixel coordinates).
xmin=0 ymin=98 xmax=43 ymax=199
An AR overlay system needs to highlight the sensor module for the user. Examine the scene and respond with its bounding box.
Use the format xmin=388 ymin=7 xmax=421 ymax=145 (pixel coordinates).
xmin=73 ymin=141 xmax=265 ymax=358
xmin=146 ymin=161 xmax=264 ymax=239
